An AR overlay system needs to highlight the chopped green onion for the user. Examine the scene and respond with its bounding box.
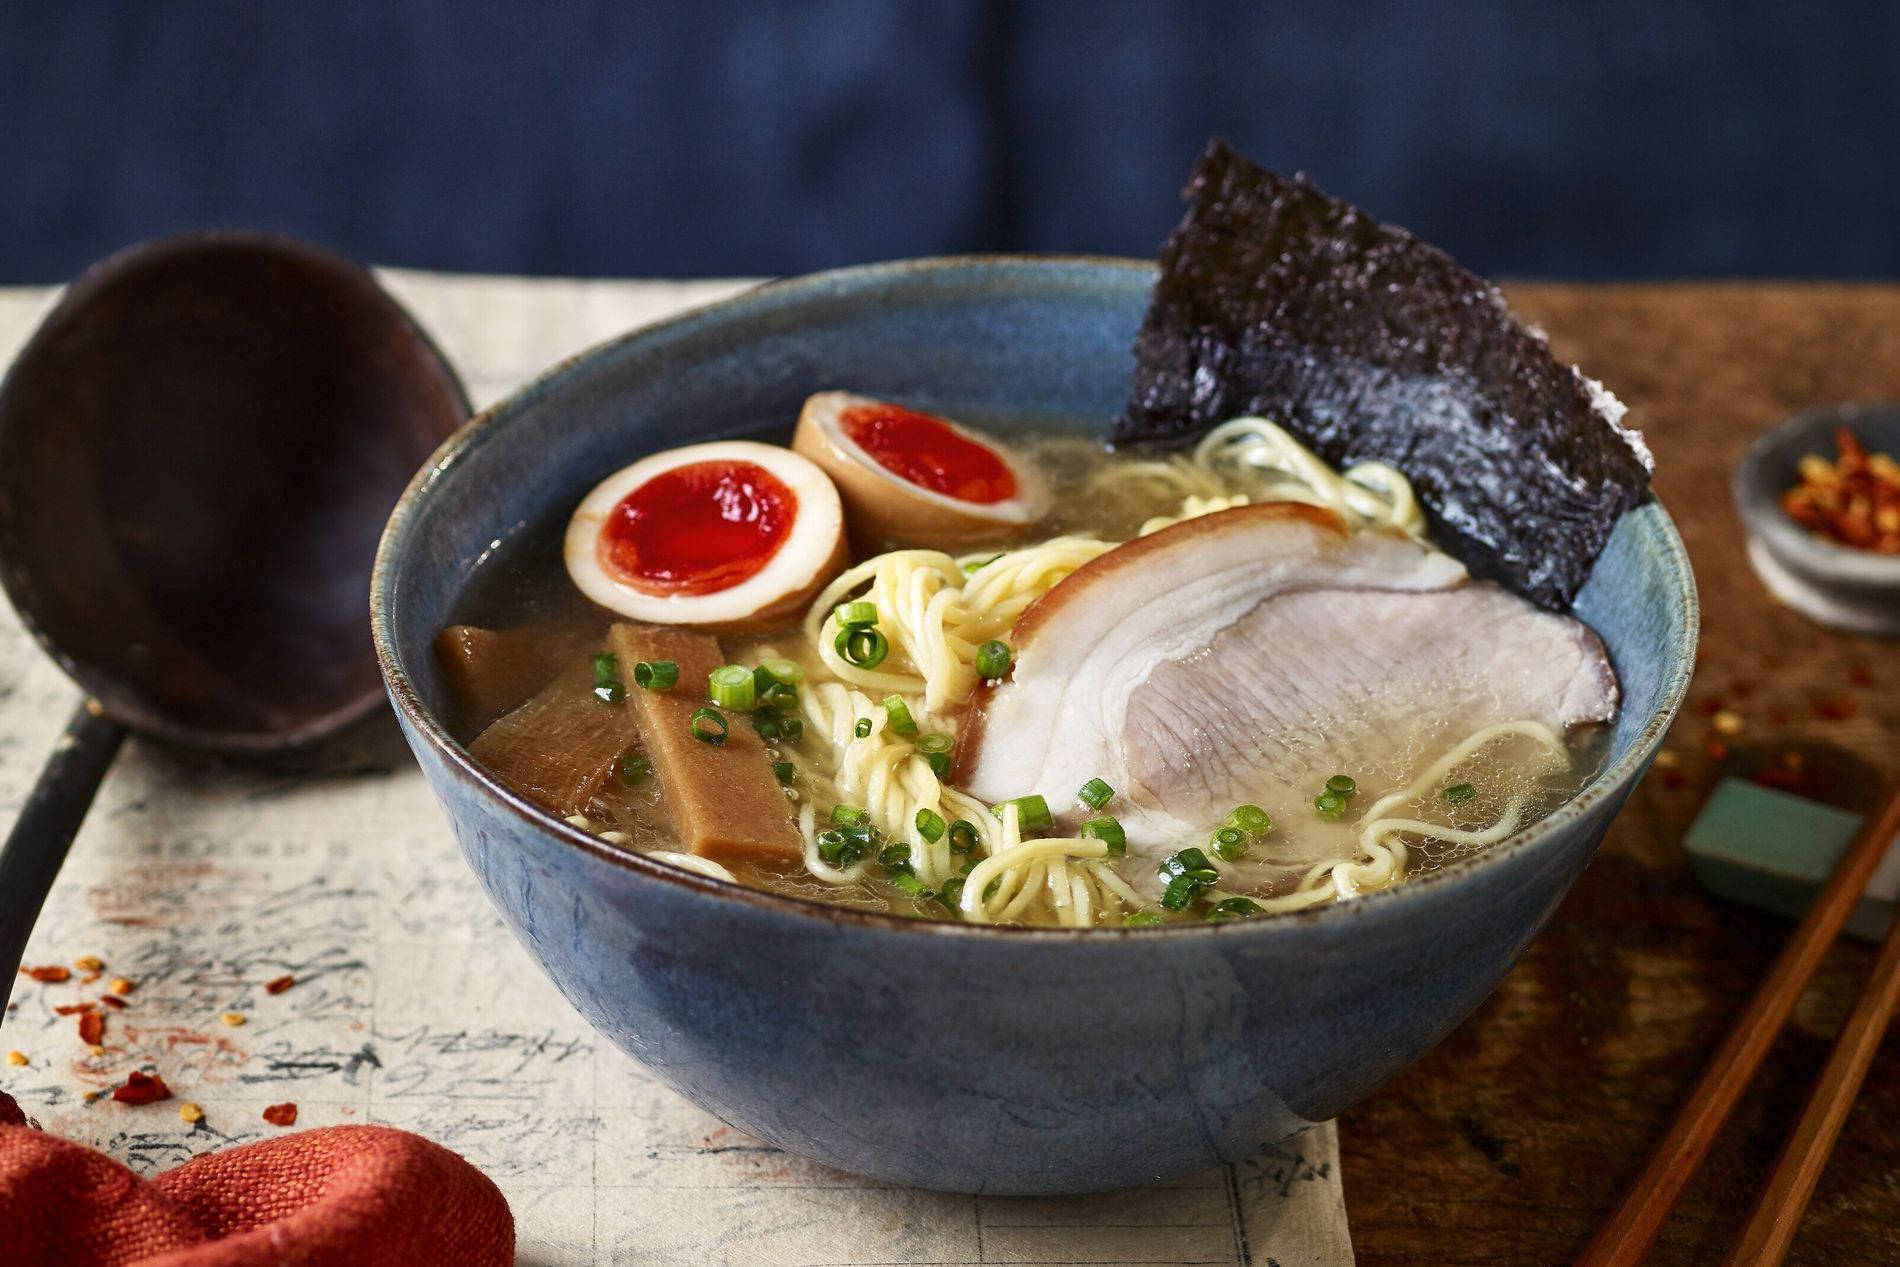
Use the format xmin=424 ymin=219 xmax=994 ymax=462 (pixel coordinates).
xmin=854 ymin=717 xmax=873 ymax=739
xmin=617 ymin=749 xmax=650 ymax=785
xmin=1206 ymin=897 xmax=1265 ymax=920
xmin=1079 ymin=815 xmax=1126 ymax=856
xmin=992 ymin=794 xmax=1054 ymax=833
xmin=688 ymin=707 xmax=728 ymax=745
xmin=915 ymin=808 xmax=947 ymax=842
xmin=1077 ymin=777 xmax=1114 ymax=810
xmin=1325 ymin=774 xmax=1357 ymax=797
xmin=1225 ymin=804 xmax=1272 ymax=834
xmin=924 ymin=751 xmax=951 ymax=779
xmin=837 ymin=600 xmax=878 ymax=627
xmin=982 ymin=875 xmax=1003 ymax=901
xmin=975 ymin=639 xmax=1012 ymax=680
xmin=879 ymin=842 xmax=912 ymax=869
xmin=758 ymin=681 xmax=799 ymax=711
xmin=831 ymin=805 xmax=869 ymax=826
xmin=881 ymin=694 xmax=919 ymax=736
xmin=776 ymin=716 xmax=803 ymax=744
xmin=708 ymin=664 xmax=756 ymax=710
xmin=1314 ymin=791 xmax=1345 ymax=817
xmin=753 ymin=714 xmax=782 ymax=742
xmin=948 ymin=820 xmax=979 ymax=854
xmin=592 ymin=653 xmax=625 ymax=703
xmin=1210 ymin=826 xmax=1247 ymax=861
xmin=815 ymin=828 xmax=865 ymax=868
xmin=889 ymin=871 xmax=929 ymax=898
xmin=937 ymin=876 xmax=966 ymax=913
xmin=1157 ymin=847 xmax=1220 ymax=910
xmin=755 ymin=658 xmax=803 ymax=686
xmin=633 ymin=660 xmax=679 ymax=690
xmin=916 ymin=732 xmax=954 ymax=755
xmin=1444 ymin=782 xmax=1477 ymax=804
xmin=772 ymin=760 xmax=797 ymax=786
xmin=836 ymin=625 xmax=889 ymax=669
xmin=961 ymin=554 xmax=1001 ymax=576
xmin=1124 ymin=911 xmax=1165 ymax=927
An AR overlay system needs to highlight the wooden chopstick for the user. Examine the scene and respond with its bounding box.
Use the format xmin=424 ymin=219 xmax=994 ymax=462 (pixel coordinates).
xmin=1722 ymin=888 xmax=1900 ymax=1265
xmin=1575 ymin=781 xmax=1900 ymax=1267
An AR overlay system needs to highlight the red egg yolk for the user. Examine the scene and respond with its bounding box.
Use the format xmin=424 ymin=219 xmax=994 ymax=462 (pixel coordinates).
xmin=840 ymin=404 xmax=1018 ymax=504
xmin=599 ymin=460 xmax=796 ymax=595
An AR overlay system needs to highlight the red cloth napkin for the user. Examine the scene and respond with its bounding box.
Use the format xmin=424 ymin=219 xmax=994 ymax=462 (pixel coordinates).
xmin=0 ymin=1092 xmax=512 ymax=1266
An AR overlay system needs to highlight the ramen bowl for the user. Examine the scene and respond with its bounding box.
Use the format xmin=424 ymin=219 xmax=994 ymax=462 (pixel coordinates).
xmin=372 ymin=257 xmax=1698 ymax=1194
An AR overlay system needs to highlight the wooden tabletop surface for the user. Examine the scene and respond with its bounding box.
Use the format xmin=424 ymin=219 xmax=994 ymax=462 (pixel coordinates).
xmin=1338 ymin=284 xmax=1900 ymax=1265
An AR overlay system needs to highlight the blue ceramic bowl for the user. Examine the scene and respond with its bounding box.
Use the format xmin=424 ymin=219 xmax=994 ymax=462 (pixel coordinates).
xmin=372 ymin=257 xmax=1698 ymax=1195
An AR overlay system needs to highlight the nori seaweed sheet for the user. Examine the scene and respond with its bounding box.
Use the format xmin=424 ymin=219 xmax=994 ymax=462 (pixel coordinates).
xmin=1115 ymin=140 xmax=1652 ymax=611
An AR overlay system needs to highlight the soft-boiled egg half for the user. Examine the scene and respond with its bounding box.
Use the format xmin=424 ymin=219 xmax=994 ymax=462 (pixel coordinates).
xmin=564 ymin=440 xmax=847 ymax=631
xmin=792 ymin=392 xmax=1049 ymax=548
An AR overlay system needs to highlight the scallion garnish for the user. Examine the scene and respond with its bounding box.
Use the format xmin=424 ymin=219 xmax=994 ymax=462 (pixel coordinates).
xmin=1124 ymin=911 xmax=1165 ymax=927
xmin=937 ymin=876 xmax=966 ymax=913
xmin=837 ymin=600 xmax=879 ymax=627
xmin=924 ymin=751 xmax=951 ymax=779
xmin=633 ymin=660 xmax=679 ymax=690
xmin=1314 ymin=791 xmax=1345 ymax=817
xmin=882 ymin=694 xmax=918 ymax=736
xmin=916 ymin=732 xmax=953 ymax=755
xmin=831 ymin=805 xmax=869 ymax=826
xmin=835 ymin=625 xmax=889 ymax=669
xmin=975 ymin=639 xmax=1011 ymax=680
xmin=772 ymin=760 xmax=797 ymax=786
xmin=1157 ymin=847 xmax=1220 ymax=910
xmin=1225 ymin=804 xmax=1272 ymax=834
xmin=854 ymin=717 xmax=873 ymax=739
xmin=708 ymin=664 xmax=756 ymax=711
xmin=1206 ymin=897 xmax=1265 ymax=920
xmin=1210 ymin=826 xmax=1247 ymax=861
xmin=753 ymin=714 xmax=782 ymax=742
xmin=592 ymin=653 xmax=625 ymax=703
xmin=755 ymin=658 xmax=803 ymax=686
xmin=1080 ymin=815 xmax=1126 ymax=856
xmin=688 ymin=707 xmax=728 ymax=745
xmin=1077 ymin=777 xmax=1114 ymax=810
xmin=1444 ymin=782 xmax=1476 ymax=804
xmin=889 ymin=871 xmax=929 ymax=899
xmin=776 ymin=716 xmax=803 ymax=744
xmin=992 ymin=794 xmax=1053 ymax=833
xmin=1326 ymin=774 xmax=1357 ymax=797
xmin=617 ymin=749 xmax=650 ymax=785
xmin=947 ymin=820 xmax=979 ymax=854
xmin=815 ymin=828 xmax=866 ymax=868
xmin=915 ymin=808 xmax=947 ymax=842
xmin=961 ymin=554 xmax=1001 ymax=576
xmin=879 ymin=841 xmax=912 ymax=869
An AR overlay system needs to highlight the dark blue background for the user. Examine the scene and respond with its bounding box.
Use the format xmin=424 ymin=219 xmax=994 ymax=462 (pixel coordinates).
xmin=5 ymin=1 xmax=1896 ymax=282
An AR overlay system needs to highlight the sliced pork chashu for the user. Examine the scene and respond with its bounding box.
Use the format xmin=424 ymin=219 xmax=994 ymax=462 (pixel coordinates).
xmin=959 ymin=504 xmax=1617 ymax=858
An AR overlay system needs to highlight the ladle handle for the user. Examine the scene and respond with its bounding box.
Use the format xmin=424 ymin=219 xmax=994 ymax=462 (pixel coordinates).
xmin=0 ymin=701 xmax=126 ymax=1000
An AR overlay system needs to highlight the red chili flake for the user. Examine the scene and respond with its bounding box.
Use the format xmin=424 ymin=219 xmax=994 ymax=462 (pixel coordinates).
xmin=264 ymin=975 xmax=296 ymax=995
xmin=262 ymin=1102 xmax=298 ymax=1127
xmin=1707 ymin=739 xmax=1730 ymax=761
xmin=112 ymin=1071 xmax=172 ymax=1105
xmin=100 ymin=995 xmax=128 ymax=1010
xmin=77 ymin=1011 xmax=104 ymax=1045
xmin=20 ymin=966 xmax=70 ymax=983
xmin=1729 ymin=678 xmax=1756 ymax=700
xmin=1849 ymin=665 xmax=1876 ymax=687
xmin=1814 ymin=696 xmax=1859 ymax=721
xmin=1699 ymin=697 xmax=1726 ymax=716
xmin=53 ymin=1003 xmax=97 ymax=1016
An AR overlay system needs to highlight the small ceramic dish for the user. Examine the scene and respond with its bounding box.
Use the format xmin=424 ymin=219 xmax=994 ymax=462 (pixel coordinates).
xmin=372 ymin=257 xmax=1698 ymax=1194
xmin=1734 ymin=402 xmax=1900 ymax=636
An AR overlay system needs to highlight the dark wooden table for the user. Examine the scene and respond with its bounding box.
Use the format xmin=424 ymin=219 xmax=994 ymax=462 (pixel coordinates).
xmin=1339 ymin=285 xmax=1900 ymax=1265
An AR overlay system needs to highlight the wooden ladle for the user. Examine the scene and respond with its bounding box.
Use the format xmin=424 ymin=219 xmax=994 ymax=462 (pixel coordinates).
xmin=0 ymin=234 xmax=467 ymax=994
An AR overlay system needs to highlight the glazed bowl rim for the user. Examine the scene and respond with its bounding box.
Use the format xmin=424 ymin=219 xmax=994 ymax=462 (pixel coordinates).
xmin=371 ymin=252 xmax=1699 ymax=941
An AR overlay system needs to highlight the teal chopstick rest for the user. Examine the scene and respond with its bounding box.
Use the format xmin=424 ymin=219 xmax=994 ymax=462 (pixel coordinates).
xmin=1684 ymin=777 xmax=1900 ymax=939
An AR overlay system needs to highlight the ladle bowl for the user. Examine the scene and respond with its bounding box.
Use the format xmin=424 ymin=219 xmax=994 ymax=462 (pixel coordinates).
xmin=0 ymin=232 xmax=468 ymax=992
